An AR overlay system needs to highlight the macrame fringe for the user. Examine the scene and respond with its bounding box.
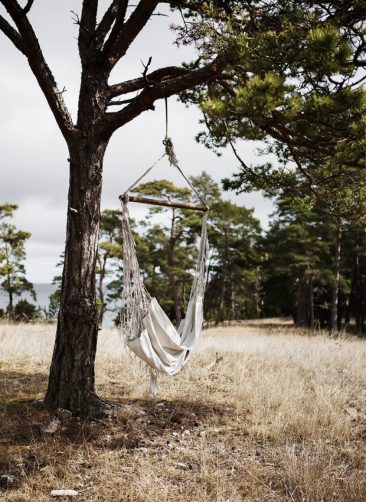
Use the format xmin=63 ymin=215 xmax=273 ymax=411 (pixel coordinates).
xmin=149 ymin=370 xmax=159 ymax=396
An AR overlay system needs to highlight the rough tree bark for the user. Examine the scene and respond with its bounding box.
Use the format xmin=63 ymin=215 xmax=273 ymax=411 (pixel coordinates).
xmin=0 ymin=0 xmax=225 ymax=416
xmin=44 ymin=137 xmax=108 ymax=414
xmin=330 ymin=224 xmax=341 ymax=334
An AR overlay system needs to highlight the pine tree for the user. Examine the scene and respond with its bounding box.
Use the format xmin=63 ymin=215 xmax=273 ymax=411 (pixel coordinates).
xmin=0 ymin=203 xmax=35 ymax=316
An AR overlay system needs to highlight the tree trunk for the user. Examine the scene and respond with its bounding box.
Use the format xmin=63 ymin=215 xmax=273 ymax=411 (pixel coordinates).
xmin=331 ymin=225 xmax=342 ymax=333
xmin=351 ymin=230 xmax=365 ymax=335
xmin=8 ymin=289 xmax=13 ymax=313
xmin=296 ymin=272 xmax=314 ymax=329
xmin=97 ymin=252 xmax=108 ymax=324
xmin=361 ymin=253 xmax=366 ymax=335
xmin=215 ymin=228 xmax=229 ymax=326
xmin=230 ymin=285 xmax=235 ymax=322
xmin=347 ymin=238 xmax=359 ymax=331
xmin=44 ymin=138 xmax=107 ymax=416
xmin=5 ymin=244 xmax=13 ymax=313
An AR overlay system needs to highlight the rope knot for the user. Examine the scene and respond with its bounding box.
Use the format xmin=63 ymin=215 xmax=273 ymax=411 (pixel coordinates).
xmin=163 ymin=136 xmax=179 ymax=167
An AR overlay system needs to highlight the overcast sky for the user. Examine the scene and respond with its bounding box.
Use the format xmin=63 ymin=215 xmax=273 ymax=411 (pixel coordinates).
xmin=0 ymin=1 xmax=273 ymax=283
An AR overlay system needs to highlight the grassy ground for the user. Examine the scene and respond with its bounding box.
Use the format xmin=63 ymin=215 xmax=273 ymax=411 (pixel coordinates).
xmin=0 ymin=323 xmax=366 ymax=501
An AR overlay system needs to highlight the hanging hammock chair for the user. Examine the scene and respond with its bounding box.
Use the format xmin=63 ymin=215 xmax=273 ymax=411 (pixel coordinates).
xmin=118 ymin=137 xmax=209 ymax=377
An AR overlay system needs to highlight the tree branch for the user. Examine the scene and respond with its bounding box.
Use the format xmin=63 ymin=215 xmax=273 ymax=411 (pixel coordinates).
xmin=102 ymin=0 xmax=159 ymax=69
xmin=286 ymin=142 xmax=320 ymax=201
xmin=94 ymin=0 xmax=119 ymax=48
xmin=78 ymin=0 xmax=99 ymax=63
xmin=104 ymin=60 xmax=224 ymax=133
xmin=223 ymin=121 xmax=262 ymax=181
xmin=0 ymin=0 xmax=75 ymax=140
xmin=0 ymin=14 xmax=25 ymax=53
xmin=109 ymin=66 xmax=192 ymax=97
xmin=22 ymin=0 xmax=34 ymax=14
xmin=99 ymin=0 xmax=128 ymax=54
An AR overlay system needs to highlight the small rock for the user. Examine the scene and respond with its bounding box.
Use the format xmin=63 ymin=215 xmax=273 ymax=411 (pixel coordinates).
xmin=41 ymin=417 xmax=61 ymax=436
xmin=172 ymin=432 xmax=179 ymax=437
xmin=56 ymin=408 xmax=73 ymax=423
xmin=51 ymin=489 xmax=78 ymax=497
xmin=183 ymin=430 xmax=191 ymax=436
xmin=140 ymin=439 xmax=155 ymax=447
xmin=345 ymin=407 xmax=358 ymax=421
xmin=0 ymin=474 xmax=18 ymax=487
xmin=176 ymin=462 xmax=188 ymax=469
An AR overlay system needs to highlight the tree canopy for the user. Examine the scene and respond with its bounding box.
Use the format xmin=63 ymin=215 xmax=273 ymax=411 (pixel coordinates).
xmin=177 ymin=1 xmax=366 ymax=216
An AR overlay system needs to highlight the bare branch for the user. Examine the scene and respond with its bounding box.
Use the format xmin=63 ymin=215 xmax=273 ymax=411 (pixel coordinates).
xmin=218 ymin=80 xmax=236 ymax=97
xmin=107 ymin=98 xmax=134 ymax=106
xmin=99 ymin=0 xmax=128 ymax=54
xmin=287 ymin=142 xmax=320 ymax=202
xmin=0 ymin=0 xmax=75 ymax=140
xmin=102 ymin=0 xmax=159 ymax=69
xmin=0 ymin=14 xmax=25 ymax=52
xmin=78 ymin=0 xmax=98 ymax=63
xmin=109 ymin=66 xmax=191 ymax=97
xmin=22 ymin=0 xmax=34 ymax=14
xmin=141 ymin=56 xmax=152 ymax=80
xmin=94 ymin=0 xmax=119 ymax=47
xmin=354 ymin=59 xmax=366 ymax=67
xmin=223 ymin=121 xmax=261 ymax=180
xmin=104 ymin=59 xmax=224 ymax=133
xmin=70 ymin=9 xmax=81 ymax=25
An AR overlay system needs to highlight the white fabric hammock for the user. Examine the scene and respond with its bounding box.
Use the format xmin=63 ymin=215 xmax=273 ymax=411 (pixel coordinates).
xmin=119 ymin=198 xmax=209 ymax=375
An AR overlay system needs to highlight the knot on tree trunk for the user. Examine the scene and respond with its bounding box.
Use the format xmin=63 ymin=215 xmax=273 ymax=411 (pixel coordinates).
xmin=63 ymin=298 xmax=99 ymax=321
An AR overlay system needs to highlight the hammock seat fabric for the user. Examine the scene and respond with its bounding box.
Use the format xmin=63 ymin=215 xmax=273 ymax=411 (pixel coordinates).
xmin=119 ymin=199 xmax=208 ymax=375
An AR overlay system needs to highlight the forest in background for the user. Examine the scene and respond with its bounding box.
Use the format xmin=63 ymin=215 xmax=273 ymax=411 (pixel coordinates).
xmin=2 ymin=168 xmax=366 ymax=333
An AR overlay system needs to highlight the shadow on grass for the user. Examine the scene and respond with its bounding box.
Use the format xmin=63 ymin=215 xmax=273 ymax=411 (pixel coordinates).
xmin=0 ymin=369 xmax=48 ymax=449
xmin=0 ymin=368 xmax=233 ymax=493
xmin=0 ymin=369 xmax=232 ymax=450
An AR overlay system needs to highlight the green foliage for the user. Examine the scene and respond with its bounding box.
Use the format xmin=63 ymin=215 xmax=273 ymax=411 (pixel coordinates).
xmin=105 ymin=173 xmax=262 ymax=324
xmin=13 ymin=299 xmax=40 ymax=322
xmin=178 ymin=0 xmax=366 ymax=218
xmin=47 ymin=252 xmax=64 ymax=320
xmin=206 ymin=197 xmax=262 ymax=322
xmin=42 ymin=177 xmax=366 ymax=332
xmin=0 ymin=203 xmax=36 ymax=315
xmin=260 ymin=195 xmax=363 ymax=328
xmin=97 ymin=209 xmax=123 ymax=321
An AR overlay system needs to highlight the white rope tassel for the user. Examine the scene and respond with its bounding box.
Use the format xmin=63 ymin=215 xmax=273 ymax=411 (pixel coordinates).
xmin=149 ymin=370 xmax=159 ymax=396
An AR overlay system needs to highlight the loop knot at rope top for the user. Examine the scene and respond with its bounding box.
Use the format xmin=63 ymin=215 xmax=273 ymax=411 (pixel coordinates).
xmin=163 ymin=136 xmax=179 ymax=168
xmin=120 ymin=97 xmax=209 ymax=210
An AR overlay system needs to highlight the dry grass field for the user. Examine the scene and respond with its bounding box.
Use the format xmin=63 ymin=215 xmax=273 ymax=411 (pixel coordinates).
xmin=0 ymin=322 xmax=366 ymax=501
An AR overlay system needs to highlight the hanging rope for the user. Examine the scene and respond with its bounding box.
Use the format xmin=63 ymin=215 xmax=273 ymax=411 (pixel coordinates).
xmin=121 ymin=152 xmax=167 ymax=197
xmin=163 ymin=97 xmax=208 ymax=208
xmin=120 ymin=96 xmax=209 ymax=210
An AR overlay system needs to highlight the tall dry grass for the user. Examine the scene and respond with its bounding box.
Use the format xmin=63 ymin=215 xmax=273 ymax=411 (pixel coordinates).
xmin=0 ymin=322 xmax=366 ymax=501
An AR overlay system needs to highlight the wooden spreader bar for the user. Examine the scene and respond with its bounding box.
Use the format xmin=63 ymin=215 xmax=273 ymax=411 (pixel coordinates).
xmin=120 ymin=194 xmax=209 ymax=213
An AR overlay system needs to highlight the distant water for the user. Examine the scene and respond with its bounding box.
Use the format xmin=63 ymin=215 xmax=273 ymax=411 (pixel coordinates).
xmin=0 ymin=283 xmax=55 ymax=312
xmin=0 ymin=283 xmax=116 ymax=326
